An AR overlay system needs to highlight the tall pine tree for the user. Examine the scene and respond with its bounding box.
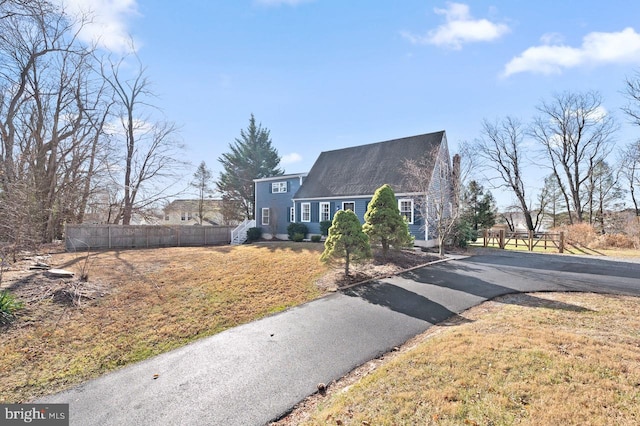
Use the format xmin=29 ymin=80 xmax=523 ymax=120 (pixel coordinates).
xmin=217 ymin=114 xmax=283 ymax=220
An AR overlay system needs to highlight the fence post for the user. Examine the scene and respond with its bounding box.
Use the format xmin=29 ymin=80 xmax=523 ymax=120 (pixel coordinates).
xmin=499 ymin=229 xmax=505 ymax=249
xmin=528 ymin=230 xmax=533 ymax=251
xmin=559 ymin=231 xmax=564 ymax=253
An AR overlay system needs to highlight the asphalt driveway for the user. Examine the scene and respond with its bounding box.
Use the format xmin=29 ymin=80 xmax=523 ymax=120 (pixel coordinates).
xmin=40 ymin=249 xmax=640 ymax=425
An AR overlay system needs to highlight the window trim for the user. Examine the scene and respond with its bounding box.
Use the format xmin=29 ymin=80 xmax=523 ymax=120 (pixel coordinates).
xmin=319 ymin=202 xmax=330 ymax=222
xmin=342 ymin=201 xmax=355 ymax=212
xmin=271 ymin=181 xmax=287 ymax=193
xmin=398 ymin=199 xmax=414 ymax=224
xmin=261 ymin=207 xmax=270 ymax=226
xmin=301 ymin=202 xmax=311 ymax=222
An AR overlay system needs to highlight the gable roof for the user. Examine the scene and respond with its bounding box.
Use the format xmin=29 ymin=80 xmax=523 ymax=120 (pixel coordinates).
xmin=293 ymin=131 xmax=445 ymax=199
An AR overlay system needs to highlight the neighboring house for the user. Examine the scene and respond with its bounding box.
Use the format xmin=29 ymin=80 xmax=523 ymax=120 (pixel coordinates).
xmin=253 ymin=131 xmax=454 ymax=247
xmin=163 ymin=199 xmax=225 ymax=225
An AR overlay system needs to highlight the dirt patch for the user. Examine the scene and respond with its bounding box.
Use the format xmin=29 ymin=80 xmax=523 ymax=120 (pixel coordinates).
xmin=315 ymin=248 xmax=441 ymax=290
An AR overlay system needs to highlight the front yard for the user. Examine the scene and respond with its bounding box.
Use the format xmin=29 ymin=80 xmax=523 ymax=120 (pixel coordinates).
xmin=1 ymin=243 xmax=331 ymax=403
xmin=0 ymin=242 xmax=434 ymax=403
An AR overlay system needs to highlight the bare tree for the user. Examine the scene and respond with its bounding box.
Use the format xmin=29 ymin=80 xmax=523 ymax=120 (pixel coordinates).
xmin=585 ymin=160 xmax=623 ymax=231
xmin=190 ymin=161 xmax=214 ymax=225
xmin=475 ymin=117 xmax=542 ymax=231
xmin=0 ymin=0 xmax=111 ymax=242
xmin=404 ymin=143 xmax=459 ymax=256
xmin=530 ymin=91 xmax=616 ymax=223
xmin=102 ymin=54 xmax=186 ymax=225
xmin=619 ymin=141 xmax=640 ymax=219
xmin=621 ymin=71 xmax=640 ymax=221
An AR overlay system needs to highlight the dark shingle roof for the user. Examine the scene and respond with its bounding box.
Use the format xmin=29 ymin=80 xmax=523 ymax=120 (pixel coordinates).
xmin=293 ymin=131 xmax=445 ymax=199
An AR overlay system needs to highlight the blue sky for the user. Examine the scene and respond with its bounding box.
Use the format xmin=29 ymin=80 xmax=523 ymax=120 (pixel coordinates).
xmin=60 ymin=0 xmax=640 ymax=207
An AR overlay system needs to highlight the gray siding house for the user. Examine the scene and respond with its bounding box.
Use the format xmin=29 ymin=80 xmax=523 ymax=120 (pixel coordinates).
xmin=253 ymin=131 xmax=453 ymax=247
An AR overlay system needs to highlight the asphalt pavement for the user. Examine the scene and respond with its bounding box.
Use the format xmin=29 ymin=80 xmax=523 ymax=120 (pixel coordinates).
xmin=39 ymin=249 xmax=640 ymax=425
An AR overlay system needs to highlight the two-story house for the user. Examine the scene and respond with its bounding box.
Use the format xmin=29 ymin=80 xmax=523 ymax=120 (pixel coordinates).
xmin=252 ymin=130 xmax=454 ymax=247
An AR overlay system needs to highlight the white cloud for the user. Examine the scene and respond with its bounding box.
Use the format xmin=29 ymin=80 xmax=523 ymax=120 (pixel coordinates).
xmin=401 ymin=2 xmax=509 ymax=50
xmin=503 ymin=27 xmax=640 ymax=77
xmin=281 ymin=153 xmax=302 ymax=164
xmin=56 ymin=0 xmax=140 ymax=53
xmin=254 ymin=0 xmax=314 ymax=6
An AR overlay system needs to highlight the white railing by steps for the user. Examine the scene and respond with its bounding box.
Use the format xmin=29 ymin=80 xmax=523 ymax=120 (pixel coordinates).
xmin=230 ymin=219 xmax=256 ymax=245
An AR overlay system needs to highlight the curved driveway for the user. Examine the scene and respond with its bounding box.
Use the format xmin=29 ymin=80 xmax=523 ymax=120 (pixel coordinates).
xmin=40 ymin=250 xmax=640 ymax=425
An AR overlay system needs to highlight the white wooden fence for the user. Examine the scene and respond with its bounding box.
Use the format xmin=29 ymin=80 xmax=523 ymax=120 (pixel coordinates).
xmin=65 ymin=224 xmax=232 ymax=251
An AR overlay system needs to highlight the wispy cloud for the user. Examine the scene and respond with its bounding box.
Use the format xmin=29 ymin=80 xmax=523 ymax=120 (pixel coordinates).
xmin=56 ymin=0 xmax=140 ymax=53
xmin=503 ymin=27 xmax=640 ymax=77
xmin=401 ymin=2 xmax=509 ymax=50
xmin=281 ymin=153 xmax=302 ymax=164
xmin=254 ymin=0 xmax=314 ymax=6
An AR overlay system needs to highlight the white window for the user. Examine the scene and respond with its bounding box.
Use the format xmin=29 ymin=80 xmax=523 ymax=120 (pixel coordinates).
xmin=271 ymin=182 xmax=287 ymax=193
xmin=181 ymin=211 xmax=192 ymax=221
xmin=261 ymin=208 xmax=270 ymax=226
xmin=342 ymin=202 xmax=355 ymax=212
xmin=319 ymin=202 xmax=330 ymax=222
xmin=399 ymin=199 xmax=414 ymax=224
xmin=301 ymin=203 xmax=311 ymax=222
xmin=290 ymin=207 xmax=295 ymax=222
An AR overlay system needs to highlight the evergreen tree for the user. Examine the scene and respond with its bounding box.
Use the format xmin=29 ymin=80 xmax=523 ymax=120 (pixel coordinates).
xmin=217 ymin=114 xmax=283 ymax=219
xmin=540 ymin=174 xmax=566 ymax=228
xmin=321 ymin=210 xmax=371 ymax=276
xmin=462 ymin=181 xmax=496 ymax=230
xmin=363 ymin=184 xmax=414 ymax=257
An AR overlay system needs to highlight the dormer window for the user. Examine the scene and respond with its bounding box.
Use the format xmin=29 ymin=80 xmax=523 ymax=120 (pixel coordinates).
xmin=272 ymin=182 xmax=287 ymax=193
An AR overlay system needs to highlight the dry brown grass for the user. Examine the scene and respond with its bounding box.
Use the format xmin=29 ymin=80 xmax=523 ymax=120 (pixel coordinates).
xmin=0 ymin=243 xmax=329 ymax=403
xmin=591 ymin=233 xmax=637 ymax=249
xmin=0 ymin=242 xmax=435 ymax=404
xmin=287 ymin=293 xmax=640 ymax=426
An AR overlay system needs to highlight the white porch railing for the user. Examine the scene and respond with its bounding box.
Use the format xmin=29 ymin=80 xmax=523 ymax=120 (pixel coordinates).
xmin=230 ymin=219 xmax=256 ymax=245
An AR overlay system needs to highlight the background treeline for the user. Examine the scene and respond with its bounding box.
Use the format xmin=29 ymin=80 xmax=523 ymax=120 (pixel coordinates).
xmin=0 ymin=0 xmax=184 ymax=248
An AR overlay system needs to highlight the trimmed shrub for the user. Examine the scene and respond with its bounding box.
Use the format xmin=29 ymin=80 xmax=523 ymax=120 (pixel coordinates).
xmin=363 ymin=184 xmax=414 ymax=257
xmin=311 ymin=235 xmax=322 ymax=243
xmin=246 ymin=227 xmax=262 ymax=243
xmin=292 ymin=233 xmax=305 ymax=242
xmin=321 ymin=210 xmax=372 ymax=276
xmin=320 ymin=221 xmax=332 ymax=236
xmin=287 ymin=223 xmax=308 ymax=240
xmin=0 ymin=290 xmax=23 ymax=325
